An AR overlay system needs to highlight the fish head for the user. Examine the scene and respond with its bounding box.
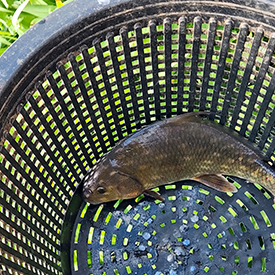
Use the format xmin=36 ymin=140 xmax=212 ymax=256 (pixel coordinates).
xmin=82 ymin=159 xmax=143 ymax=204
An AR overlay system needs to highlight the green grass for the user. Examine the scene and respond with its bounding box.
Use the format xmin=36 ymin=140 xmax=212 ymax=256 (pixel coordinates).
xmin=0 ymin=0 xmax=72 ymax=55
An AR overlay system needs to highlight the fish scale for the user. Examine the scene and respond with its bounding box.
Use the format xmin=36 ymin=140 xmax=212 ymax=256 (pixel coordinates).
xmin=83 ymin=112 xmax=275 ymax=204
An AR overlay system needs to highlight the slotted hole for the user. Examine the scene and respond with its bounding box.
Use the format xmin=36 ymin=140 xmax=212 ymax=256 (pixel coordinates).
xmin=248 ymin=256 xmax=253 ymax=268
xmin=261 ymin=257 xmax=266 ymax=272
xmin=73 ymin=250 xmax=78 ymax=271
xmin=228 ymin=227 xmax=235 ymax=235
xmin=111 ymin=234 xmax=117 ymax=245
xmin=228 ymin=207 xmax=238 ymax=217
xmin=105 ymin=212 xmax=112 ymax=225
xmin=209 ymin=205 xmax=216 ymax=212
xmin=258 ymin=236 xmax=265 ymax=250
xmin=249 ymin=216 xmax=259 ymax=230
xmin=99 ymin=250 xmax=104 ymax=265
xmin=111 ymin=251 xmax=116 ymax=263
xmin=127 ymin=224 xmax=133 ymax=232
xmin=215 ymin=196 xmax=225 ymax=205
xmin=270 ymin=233 xmax=275 ymax=249
xmin=74 ymin=223 xmax=81 ymax=243
xmin=124 ymin=205 xmax=132 ymax=214
xmin=239 ymin=222 xmax=247 ymax=232
xmin=87 ymin=250 xmax=92 ymax=268
xmin=88 ymin=227 xmax=94 ymax=244
xmin=126 ymin=266 xmax=132 ymax=274
xmin=116 ymin=218 xmax=122 ymax=229
xmin=245 ymin=192 xmax=258 ymax=205
xmin=100 ymin=230 xmax=105 ymax=245
xmin=236 ymin=199 xmax=248 ymax=211
xmin=235 ymin=256 xmax=239 ymax=264
xmin=246 ymin=239 xmax=252 ymax=250
xmin=123 ymin=237 xmax=129 ymax=246
xmin=93 ymin=204 xmax=104 ymax=222
xmin=260 ymin=210 xmax=272 ymax=227
xmin=123 ymin=251 xmax=129 ymax=260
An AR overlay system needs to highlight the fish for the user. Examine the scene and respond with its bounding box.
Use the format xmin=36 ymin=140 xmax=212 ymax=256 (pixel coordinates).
xmin=82 ymin=112 xmax=275 ymax=205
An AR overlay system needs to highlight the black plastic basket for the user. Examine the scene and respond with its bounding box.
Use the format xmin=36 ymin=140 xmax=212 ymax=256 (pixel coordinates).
xmin=1 ymin=0 xmax=275 ymax=274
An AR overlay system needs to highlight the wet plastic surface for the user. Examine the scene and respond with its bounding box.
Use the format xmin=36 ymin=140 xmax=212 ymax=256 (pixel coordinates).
xmin=67 ymin=178 xmax=275 ymax=275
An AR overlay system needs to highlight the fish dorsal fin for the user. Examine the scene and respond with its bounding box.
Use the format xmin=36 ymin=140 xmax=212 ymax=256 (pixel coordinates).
xmin=164 ymin=112 xmax=210 ymax=127
xmin=167 ymin=112 xmax=267 ymax=160
xmin=193 ymin=174 xmax=238 ymax=193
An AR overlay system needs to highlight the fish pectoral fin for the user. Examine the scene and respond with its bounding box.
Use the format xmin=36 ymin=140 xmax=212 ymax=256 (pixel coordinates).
xmin=193 ymin=174 xmax=238 ymax=193
xmin=143 ymin=190 xmax=165 ymax=202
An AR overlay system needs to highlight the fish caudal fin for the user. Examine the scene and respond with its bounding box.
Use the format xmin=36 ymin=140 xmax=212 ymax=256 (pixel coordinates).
xmin=193 ymin=174 xmax=238 ymax=193
xmin=143 ymin=190 xmax=165 ymax=202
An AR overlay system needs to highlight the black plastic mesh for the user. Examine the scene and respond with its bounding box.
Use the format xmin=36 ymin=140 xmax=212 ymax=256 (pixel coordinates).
xmin=68 ymin=178 xmax=275 ymax=274
xmin=1 ymin=0 xmax=275 ymax=274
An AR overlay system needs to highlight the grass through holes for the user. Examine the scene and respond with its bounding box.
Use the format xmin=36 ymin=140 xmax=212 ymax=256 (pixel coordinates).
xmin=249 ymin=215 xmax=259 ymax=230
xmin=258 ymin=236 xmax=265 ymax=250
xmin=111 ymin=251 xmax=116 ymax=263
xmin=99 ymin=250 xmax=104 ymax=265
xmin=261 ymin=257 xmax=266 ymax=272
xmin=87 ymin=250 xmax=92 ymax=267
xmin=247 ymin=256 xmax=253 ymax=268
xmin=246 ymin=239 xmax=252 ymax=250
xmin=93 ymin=204 xmax=104 ymax=222
xmin=73 ymin=250 xmax=78 ymax=271
xmin=239 ymin=222 xmax=247 ymax=233
xmin=260 ymin=210 xmax=272 ymax=227
xmin=245 ymin=192 xmax=258 ymax=205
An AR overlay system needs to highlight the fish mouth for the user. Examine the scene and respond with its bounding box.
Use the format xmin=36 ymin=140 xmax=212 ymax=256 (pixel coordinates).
xmin=82 ymin=189 xmax=106 ymax=205
xmin=82 ymin=187 xmax=92 ymax=202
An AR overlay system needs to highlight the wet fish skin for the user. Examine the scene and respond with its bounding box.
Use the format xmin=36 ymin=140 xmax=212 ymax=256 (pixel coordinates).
xmin=82 ymin=112 xmax=275 ymax=204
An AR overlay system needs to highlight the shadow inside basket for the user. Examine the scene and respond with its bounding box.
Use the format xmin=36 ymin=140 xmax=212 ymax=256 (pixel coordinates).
xmin=62 ymin=177 xmax=275 ymax=275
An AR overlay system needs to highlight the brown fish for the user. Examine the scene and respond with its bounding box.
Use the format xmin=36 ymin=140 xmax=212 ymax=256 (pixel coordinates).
xmin=82 ymin=112 xmax=275 ymax=204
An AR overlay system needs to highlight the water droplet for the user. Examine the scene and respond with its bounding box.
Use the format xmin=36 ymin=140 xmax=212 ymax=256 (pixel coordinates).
xmin=173 ymin=229 xmax=181 ymax=238
xmin=143 ymin=232 xmax=151 ymax=240
xmin=159 ymin=202 xmax=165 ymax=208
xmin=139 ymin=244 xmax=146 ymax=251
xmin=180 ymin=224 xmax=189 ymax=232
xmin=98 ymin=0 xmax=110 ymax=4
xmin=167 ymin=254 xmax=174 ymax=262
xmin=160 ymin=238 xmax=169 ymax=246
xmin=190 ymin=266 xmax=196 ymax=272
xmin=182 ymin=239 xmax=190 ymax=246
xmin=174 ymin=247 xmax=184 ymax=256
xmin=171 ymin=262 xmax=179 ymax=269
xmin=191 ymin=215 xmax=199 ymax=223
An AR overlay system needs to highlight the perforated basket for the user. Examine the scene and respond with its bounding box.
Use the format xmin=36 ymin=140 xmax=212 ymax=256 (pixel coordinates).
xmin=1 ymin=0 xmax=275 ymax=274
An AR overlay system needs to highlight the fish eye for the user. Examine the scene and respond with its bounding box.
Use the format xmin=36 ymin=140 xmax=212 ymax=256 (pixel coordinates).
xmin=97 ymin=186 xmax=106 ymax=194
